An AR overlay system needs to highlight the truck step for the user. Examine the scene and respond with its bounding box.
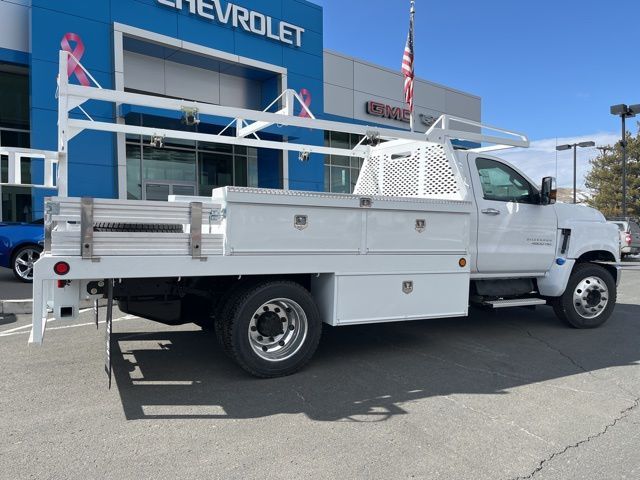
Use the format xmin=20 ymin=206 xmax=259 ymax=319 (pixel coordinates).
xmin=483 ymin=298 xmax=547 ymax=309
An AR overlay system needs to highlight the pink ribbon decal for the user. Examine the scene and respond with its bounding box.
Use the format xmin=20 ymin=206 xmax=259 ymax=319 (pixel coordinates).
xmin=299 ymin=88 xmax=312 ymax=118
xmin=60 ymin=33 xmax=90 ymax=86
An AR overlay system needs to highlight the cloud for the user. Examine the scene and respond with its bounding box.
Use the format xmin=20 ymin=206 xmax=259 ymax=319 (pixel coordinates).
xmin=494 ymin=132 xmax=620 ymax=188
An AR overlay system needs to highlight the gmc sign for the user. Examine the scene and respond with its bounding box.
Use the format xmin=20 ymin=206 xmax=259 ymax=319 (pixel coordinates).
xmin=365 ymin=101 xmax=437 ymax=128
xmin=366 ymin=101 xmax=411 ymax=123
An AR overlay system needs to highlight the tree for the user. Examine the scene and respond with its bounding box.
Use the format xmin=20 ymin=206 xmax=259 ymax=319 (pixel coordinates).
xmin=585 ymin=126 xmax=640 ymax=218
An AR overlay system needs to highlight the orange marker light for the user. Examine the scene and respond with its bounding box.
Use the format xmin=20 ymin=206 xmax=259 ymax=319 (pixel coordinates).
xmin=459 ymin=258 xmax=467 ymax=268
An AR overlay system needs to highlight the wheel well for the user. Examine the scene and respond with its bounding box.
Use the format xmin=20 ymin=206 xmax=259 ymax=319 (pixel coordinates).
xmin=577 ymin=250 xmax=616 ymax=263
xmin=576 ymin=250 xmax=618 ymax=283
xmin=210 ymin=274 xmax=312 ymax=295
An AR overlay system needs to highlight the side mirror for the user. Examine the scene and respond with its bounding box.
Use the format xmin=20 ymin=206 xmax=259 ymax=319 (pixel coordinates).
xmin=540 ymin=176 xmax=557 ymax=205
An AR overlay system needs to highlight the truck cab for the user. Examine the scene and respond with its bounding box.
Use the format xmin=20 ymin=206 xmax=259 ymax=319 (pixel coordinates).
xmin=459 ymin=150 xmax=620 ymax=327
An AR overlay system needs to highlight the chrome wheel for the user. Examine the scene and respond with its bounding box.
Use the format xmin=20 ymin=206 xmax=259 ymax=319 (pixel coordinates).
xmin=14 ymin=247 xmax=40 ymax=282
xmin=248 ymin=298 xmax=308 ymax=362
xmin=572 ymin=276 xmax=609 ymax=319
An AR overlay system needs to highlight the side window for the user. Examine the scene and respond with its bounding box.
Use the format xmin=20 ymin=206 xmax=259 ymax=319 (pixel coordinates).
xmin=476 ymin=158 xmax=538 ymax=204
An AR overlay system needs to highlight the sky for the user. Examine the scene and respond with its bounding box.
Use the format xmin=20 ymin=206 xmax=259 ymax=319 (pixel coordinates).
xmin=312 ymin=0 xmax=640 ymax=188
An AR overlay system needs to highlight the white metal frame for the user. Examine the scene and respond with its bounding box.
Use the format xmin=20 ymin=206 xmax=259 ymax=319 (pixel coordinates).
xmin=0 ymin=146 xmax=59 ymax=221
xmin=425 ymin=115 xmax=529 ymax=148
xmin=0 ymin=147 xmax=58 ymax=189
xmin=56 ymin=49 xmax=529 ymax=198
xmin=0 ymin=145 xmax=58 ymax=223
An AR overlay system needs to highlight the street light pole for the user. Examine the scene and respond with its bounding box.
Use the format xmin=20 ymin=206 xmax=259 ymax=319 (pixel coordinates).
xmin=610 ymin=104 xmax=640 ymax=217
xmin=556 ymin=141 xmax=596 ymax=204
xmin=573 ymin=145 xmax=577 ymax=204
xmin=621 ymin=113 xmax=627 ymax=216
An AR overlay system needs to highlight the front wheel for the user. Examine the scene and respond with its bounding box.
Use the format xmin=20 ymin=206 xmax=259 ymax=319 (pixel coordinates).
xmin=552 ymin=263 xmax=616 ymax=329
xmin=220 ymin=281 xmax=322 ymax=378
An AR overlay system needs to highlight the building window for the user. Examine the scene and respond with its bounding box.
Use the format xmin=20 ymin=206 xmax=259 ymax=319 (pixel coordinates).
xmin=125 ymin=115 xmax=258 ymax=201
xmin=0 ymin=64 xmax=30 ymax=148
xmin=324 ymin=132 xmax=363 ymax=193
xmin=0 ymin=64 xmax=31 ymax=223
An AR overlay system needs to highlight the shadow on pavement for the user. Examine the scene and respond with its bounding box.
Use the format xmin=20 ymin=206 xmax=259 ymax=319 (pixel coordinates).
xmin=112 ymin=303 xmax=640 ymax=422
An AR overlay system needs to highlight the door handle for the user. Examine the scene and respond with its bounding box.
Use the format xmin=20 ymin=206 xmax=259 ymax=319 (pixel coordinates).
xmin=481 ymin=208 xmax=501 ymax=215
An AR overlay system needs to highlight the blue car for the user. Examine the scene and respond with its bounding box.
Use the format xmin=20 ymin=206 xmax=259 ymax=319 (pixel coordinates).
xmin=0 ymin=219 xmax=45 ymax=282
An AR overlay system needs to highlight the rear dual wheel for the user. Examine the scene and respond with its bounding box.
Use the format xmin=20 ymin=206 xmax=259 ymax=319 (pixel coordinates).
xmin=219 ymin=281 xmax=322 ymax=378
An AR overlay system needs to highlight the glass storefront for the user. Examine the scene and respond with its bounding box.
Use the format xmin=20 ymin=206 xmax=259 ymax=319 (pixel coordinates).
xmin=125 ymin=115 xmax=259 ymax=200
xmin=0 ymin=63 xmax=32 ymax=222
xmin=324 ymin=131 xmax=364 ymax=193
xmin=1 ymin=186 xmax=32 ymax=222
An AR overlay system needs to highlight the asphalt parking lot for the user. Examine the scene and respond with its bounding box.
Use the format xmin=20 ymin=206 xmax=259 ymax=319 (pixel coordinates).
xmin=0 ymin=270 xmax=639 ymax=479
xmin=0 ymin=268 xmax=32 ymax=300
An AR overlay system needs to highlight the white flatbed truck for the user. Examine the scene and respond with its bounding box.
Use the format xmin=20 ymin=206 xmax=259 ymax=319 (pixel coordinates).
xmin=30 ymin=52 xmax=621 ymax=378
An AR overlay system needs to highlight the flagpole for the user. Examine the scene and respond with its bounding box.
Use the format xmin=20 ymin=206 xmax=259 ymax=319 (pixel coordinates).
xmin=409 ymin=0 xmax=415 ymax=132
xmin=402 ymin=0 xmax=416 ymax=132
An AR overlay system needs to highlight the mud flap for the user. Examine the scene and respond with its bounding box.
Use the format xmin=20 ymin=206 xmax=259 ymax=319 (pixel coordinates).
xmin=104 ymin=280 xmax=113 ymax=389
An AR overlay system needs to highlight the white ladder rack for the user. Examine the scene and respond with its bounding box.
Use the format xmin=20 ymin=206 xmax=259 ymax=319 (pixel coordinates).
xmin=56 ymin=50 xmax=529 ymax=197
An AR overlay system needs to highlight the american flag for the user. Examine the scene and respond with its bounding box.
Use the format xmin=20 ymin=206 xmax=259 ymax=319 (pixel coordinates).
xmin=402 ymin=1 xmax=415 ymax=119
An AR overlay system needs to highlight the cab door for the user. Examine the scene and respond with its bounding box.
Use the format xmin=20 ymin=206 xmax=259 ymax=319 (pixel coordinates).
xmin=468 ymin=155 xmax=558 ymax=273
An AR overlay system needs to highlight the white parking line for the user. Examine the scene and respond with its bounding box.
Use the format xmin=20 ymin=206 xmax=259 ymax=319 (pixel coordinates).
xmin=0 ymin=315 xmax=137 ymax=338
xmin=0 ymin=307 xmax=118 ymax=336
xmin=0 ymin=324 xmax=33 ymax=334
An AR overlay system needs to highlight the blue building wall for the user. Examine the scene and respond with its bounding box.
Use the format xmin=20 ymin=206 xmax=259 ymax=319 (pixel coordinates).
xmin=0 ymin=47 xmax=30 ymax=65
xmin=29 ymin=0 xmax=326 ymax=199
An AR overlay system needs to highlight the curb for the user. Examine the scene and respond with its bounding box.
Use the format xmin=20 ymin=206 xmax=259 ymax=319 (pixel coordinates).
xmin=0 ymin=299 xmax=32 ymax=315
xmin=0 ymin=298 xmax=108 ymax=316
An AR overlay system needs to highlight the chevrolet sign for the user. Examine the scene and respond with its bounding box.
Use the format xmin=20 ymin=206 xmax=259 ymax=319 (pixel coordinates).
xmin=157 ymin=0 xmax=305 ymax=47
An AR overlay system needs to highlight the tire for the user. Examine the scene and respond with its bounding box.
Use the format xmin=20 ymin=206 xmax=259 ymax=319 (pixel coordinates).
xmin=93 ymin=222 xmax=183 ymax=233
xmin=214 ymin=283 xmax=254 ymax=351
xmin=220 ymin=281 xmax=322 ymax=378
xmin=12 ymin=245 xmax=42 ymax=283
xmin=552 ymin=263 xmax=616 ymax=329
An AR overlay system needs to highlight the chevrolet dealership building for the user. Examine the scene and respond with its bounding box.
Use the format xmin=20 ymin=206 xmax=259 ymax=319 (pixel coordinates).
xmin=0 ymin=0 xmax=480 ymax=221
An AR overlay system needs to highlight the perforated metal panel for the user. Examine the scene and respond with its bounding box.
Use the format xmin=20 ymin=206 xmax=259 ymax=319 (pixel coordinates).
xmin=422 ymin=143 xmax=459 ymax=198
xmin=354 ymin=141 xmax=462 ymax=200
